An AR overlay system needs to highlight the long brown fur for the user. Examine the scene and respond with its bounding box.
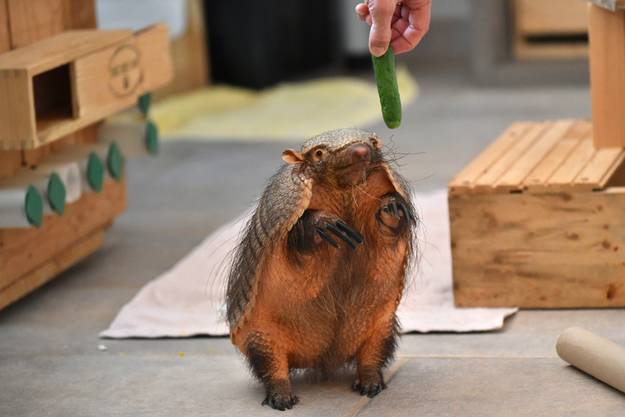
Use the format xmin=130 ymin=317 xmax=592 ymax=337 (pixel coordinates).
xmin=226 ymin=128 xmax=416 ymax=410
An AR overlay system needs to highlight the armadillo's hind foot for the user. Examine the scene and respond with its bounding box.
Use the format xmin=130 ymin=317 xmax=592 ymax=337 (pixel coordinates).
xmin=261 ymin=380 xmax=299 ymax=411
xmin=246 ymin=332 xmax=297 ymax=410
xmin=352 ymin=371 xmax=387 ymax=398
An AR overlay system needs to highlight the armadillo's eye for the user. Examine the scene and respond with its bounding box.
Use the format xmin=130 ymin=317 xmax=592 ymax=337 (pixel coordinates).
xmin=370 ymin=137 xmax=379 ymax=148
xmin=314 ymin=149 xmax=324 ymax=160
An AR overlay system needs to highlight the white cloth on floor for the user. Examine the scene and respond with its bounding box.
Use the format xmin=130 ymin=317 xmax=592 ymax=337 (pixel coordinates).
xmin=101 ymin=190 xmax=517 ymax=338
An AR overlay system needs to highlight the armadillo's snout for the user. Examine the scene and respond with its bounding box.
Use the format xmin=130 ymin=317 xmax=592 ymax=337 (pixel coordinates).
xmin=350 ymin=143 xmax=371 ymax=163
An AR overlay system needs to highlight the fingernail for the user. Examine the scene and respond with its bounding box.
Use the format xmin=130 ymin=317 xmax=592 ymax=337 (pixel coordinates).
xmin=371 ymin=46 xmax=386 ymax=57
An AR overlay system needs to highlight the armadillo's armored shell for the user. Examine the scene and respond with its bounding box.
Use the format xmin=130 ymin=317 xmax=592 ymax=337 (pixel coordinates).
xmin=301 ymin=128 xmax=376 ymax=153
xmin=226 ymin=164 xmax=312 ymax=334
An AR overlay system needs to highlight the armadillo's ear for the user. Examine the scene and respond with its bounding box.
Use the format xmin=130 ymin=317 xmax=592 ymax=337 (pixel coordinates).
xmin=281 ymin=149 xmax=304 ymax=164
xmin=369 ymin=135 xmax=383 ymax=150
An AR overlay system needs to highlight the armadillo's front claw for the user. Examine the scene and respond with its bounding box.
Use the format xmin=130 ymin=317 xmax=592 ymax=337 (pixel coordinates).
xmin=326 ymin=223 xmax=357 ymax=250
xmin=326 ymin=222 xmax=363 ymax=250
xmin=336 ymin=219 xmax=364 ymax=244
xmin=316 ymin=227 xmax=339 ymax=248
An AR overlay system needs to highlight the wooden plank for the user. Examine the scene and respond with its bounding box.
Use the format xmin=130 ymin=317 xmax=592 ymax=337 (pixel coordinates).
xmin=0 ymin=180 xmax=126 ymax=286
xmin=0 ymin=150 xmax=21 ymax=178
xmin=588 ymin=5 xmax=625 ymax=148
xmin=526 ymin=121 xmax=591 ymax=191
xmin=0 ymin=0 xmax=10 ymax=53
xmin=496 ymin=120 xmax=574 ymax=191
xmin=6 ymin=0 xmax=65 ymax=48
xmin=0 ymin=30 xmax=133 ymax=74
xmin=0 ymin=227 xmax=105 ymax=310
xmin=575 ymin=147 xmax=625 ymax=189
xmin=450 ymin=190 xmax=625 ymax=308
xmin=0 ymin=70 xmax=36 ymax=150
xmin=448 ymin=122 xmax=531 ymax=193
xmin=548 ymin=135 xmax=596 ymax=190
xmin=473 ymin=122 xmax=549 ymax=191
xmin=514 ymin=0 xmax=588 ymax=34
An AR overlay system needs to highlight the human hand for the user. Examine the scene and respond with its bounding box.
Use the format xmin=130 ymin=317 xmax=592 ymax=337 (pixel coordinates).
xmin=355 ymin=0 xmax=432 ymax=56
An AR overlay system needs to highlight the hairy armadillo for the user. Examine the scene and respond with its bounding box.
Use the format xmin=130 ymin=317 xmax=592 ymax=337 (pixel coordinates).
xmin=226 ymin=128 xmax=416 ymax=410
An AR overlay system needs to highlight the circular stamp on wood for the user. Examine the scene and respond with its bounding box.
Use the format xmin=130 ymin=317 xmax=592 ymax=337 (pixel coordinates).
xmin=108 ymin=44 xmax=143 ymax=98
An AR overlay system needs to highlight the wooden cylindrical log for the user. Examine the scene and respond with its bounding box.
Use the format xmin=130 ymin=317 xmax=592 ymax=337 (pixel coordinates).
xmin=557 ymin=327 xmax=625 ymax=393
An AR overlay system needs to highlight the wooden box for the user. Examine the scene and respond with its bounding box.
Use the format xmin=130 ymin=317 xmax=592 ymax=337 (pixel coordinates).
xmin=449 ymin=120 xmax=625 ymax=308
xmin=0 ymin=24 xmax=172 ymax=150
xmin=512 ymin=0 xmax=589 ymax=60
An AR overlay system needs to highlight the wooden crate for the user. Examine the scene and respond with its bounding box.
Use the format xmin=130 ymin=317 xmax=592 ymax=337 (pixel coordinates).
xmin=449 ymin=120 xmax=625 ymax=308
xmin=512 ymin=0 xmax=589 ymax=60
xmin=0 ymin=24 xmax=172 ymax=150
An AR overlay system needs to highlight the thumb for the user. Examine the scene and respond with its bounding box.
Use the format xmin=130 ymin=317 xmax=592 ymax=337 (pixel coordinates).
xmin=368 ymin=1 xmax=394 ymax=56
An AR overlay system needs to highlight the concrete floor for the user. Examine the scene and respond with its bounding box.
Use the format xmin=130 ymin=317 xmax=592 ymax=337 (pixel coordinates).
xmin=2 ymin=68 xmax=625 ymax=416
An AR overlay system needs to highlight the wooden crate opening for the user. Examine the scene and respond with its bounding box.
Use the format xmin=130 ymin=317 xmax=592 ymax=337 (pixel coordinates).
xmin=33 ymin=64 xmax=75 ymax=132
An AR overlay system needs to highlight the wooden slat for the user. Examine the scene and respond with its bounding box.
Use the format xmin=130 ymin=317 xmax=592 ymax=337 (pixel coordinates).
xmin=0 ymin=30 xmax=132 ymax=74
xmin=548 ymin=135 xmax=596 ymax=190
xmin=496 ymin=120 xmax=574 ymax=191
xmin=0 ymin=227 xmax=105 ymax=310
xmin=575 ymin=147 xmax=625 ymax=189
xmin=448 ymin=122 xmax=531 ymax=193
xmin=473 ymin=122 xmax=549 ymax=191
xmin=0 ymin=0 xmax=10 ymax=53
xmin=588 ymin=5 xmax=625 ymax=148
xmin=0 ymin=180 xmax=126 ymax=286
xmin=526 ymin=121 xmax=592 ymax=191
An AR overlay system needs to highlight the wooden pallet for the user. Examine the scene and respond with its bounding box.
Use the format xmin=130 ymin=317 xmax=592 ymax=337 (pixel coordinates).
xmin=449 ymin=120 xmax=625 ymax=308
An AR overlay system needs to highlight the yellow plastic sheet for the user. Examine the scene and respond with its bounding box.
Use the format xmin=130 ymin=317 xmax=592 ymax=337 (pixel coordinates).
xmin=145 ymin=67 xmax=418 ymax=141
